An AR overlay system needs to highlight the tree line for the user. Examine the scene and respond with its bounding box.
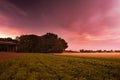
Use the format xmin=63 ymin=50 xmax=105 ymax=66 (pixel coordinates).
xmin=80 ymin=49 xmax=120 ymax=53
xmin=0 ymin=33 xmax=68 ymax=53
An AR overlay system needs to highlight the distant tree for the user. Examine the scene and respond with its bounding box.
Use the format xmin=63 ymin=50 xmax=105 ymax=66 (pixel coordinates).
xmin=115 ymin=50 xmax=120 ymax=53
xmin=80 ymin=49 xmax=85 ymax=53
xmin=0 ymin=37 xmax=13 ymax=41
xmin=39 ymin=33 xmax=68 ymax=53
xmin=17 ymin=33 xmax=68 ymax=53
xmin=96 ymin=50 xmax=102 ymax=53
xmin=17 ymin=34 xmax=39 ymax=53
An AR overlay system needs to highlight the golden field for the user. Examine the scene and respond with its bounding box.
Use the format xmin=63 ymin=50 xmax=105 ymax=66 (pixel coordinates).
xmin=56 ymin=53 xmax=120 ymax=59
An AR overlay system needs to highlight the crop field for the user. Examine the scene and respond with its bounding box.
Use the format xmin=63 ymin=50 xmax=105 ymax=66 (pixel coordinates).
xmin=0 ymin=53 xmax=23 ymax=62
xmin=0 ymin=53 xmax=120 ymax=80
xmin=56 ymin=53 xmax=120 ymax=59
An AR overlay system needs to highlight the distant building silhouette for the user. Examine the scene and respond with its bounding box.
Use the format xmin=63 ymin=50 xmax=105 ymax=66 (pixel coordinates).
xmin=0 ymin=41 xmax=17 ymax=52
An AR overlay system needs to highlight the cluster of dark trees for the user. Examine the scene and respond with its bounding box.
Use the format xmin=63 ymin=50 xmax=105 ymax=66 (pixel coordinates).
xmin=0 ymin=38 xmax=17 ymax=42
xmin=65 ymin=50 xmax=79 ymax=53
xmin=0 ymin=33 xmax=68 ymax=53
xmin=80 ymin=49 xmax=120 ymax=53
xmin=17 ymin=33 xmax=68 ymax=53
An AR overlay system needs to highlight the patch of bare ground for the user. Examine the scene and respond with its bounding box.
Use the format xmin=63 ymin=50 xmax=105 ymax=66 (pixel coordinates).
xmin=0 ymin=52 xmax=24 ymax=62
xmin=56 ymin=53 xmax=120 ymax=59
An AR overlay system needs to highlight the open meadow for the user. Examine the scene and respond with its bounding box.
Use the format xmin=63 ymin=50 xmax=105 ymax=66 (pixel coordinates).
xmin=0 ymin=53 xmax=120 ymax=80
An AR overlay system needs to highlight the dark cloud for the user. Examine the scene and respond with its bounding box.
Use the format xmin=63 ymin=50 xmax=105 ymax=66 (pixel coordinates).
xmin=0 ymin=0 xmax=115 ymax=29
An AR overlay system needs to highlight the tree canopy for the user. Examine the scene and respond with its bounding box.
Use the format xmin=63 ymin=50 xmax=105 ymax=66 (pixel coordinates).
xmin=17 ymin=33 xmax=68 ymax=53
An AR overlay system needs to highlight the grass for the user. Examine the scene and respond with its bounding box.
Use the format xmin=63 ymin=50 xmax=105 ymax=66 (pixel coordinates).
xmin=0 ymin=53 xmax=120 ymax=80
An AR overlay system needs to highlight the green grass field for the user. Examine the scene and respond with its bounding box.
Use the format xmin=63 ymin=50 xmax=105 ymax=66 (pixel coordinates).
xmin=0 ymin=53 xmax=120 ymax=80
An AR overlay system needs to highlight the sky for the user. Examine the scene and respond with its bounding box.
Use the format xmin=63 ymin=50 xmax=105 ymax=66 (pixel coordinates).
xmin=0 ymin=0 xmax=120 ymax=50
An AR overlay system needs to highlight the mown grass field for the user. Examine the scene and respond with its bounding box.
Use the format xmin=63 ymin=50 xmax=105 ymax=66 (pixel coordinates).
xmin=0 ymin=53 xmax=120 ymax=80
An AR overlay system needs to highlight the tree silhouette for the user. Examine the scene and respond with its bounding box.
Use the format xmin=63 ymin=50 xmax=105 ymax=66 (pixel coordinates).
xmin=17 ymin=34 xmax=39 ymax=53
xmin=17 ymin=33 xmax=68 ymax=53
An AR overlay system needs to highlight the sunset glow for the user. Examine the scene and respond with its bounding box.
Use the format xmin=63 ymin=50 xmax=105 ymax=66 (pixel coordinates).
xmin=0 ymin=0 xmax=120 ymax=50
xmin=0 ymin=26 xmax=22 ymax=38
